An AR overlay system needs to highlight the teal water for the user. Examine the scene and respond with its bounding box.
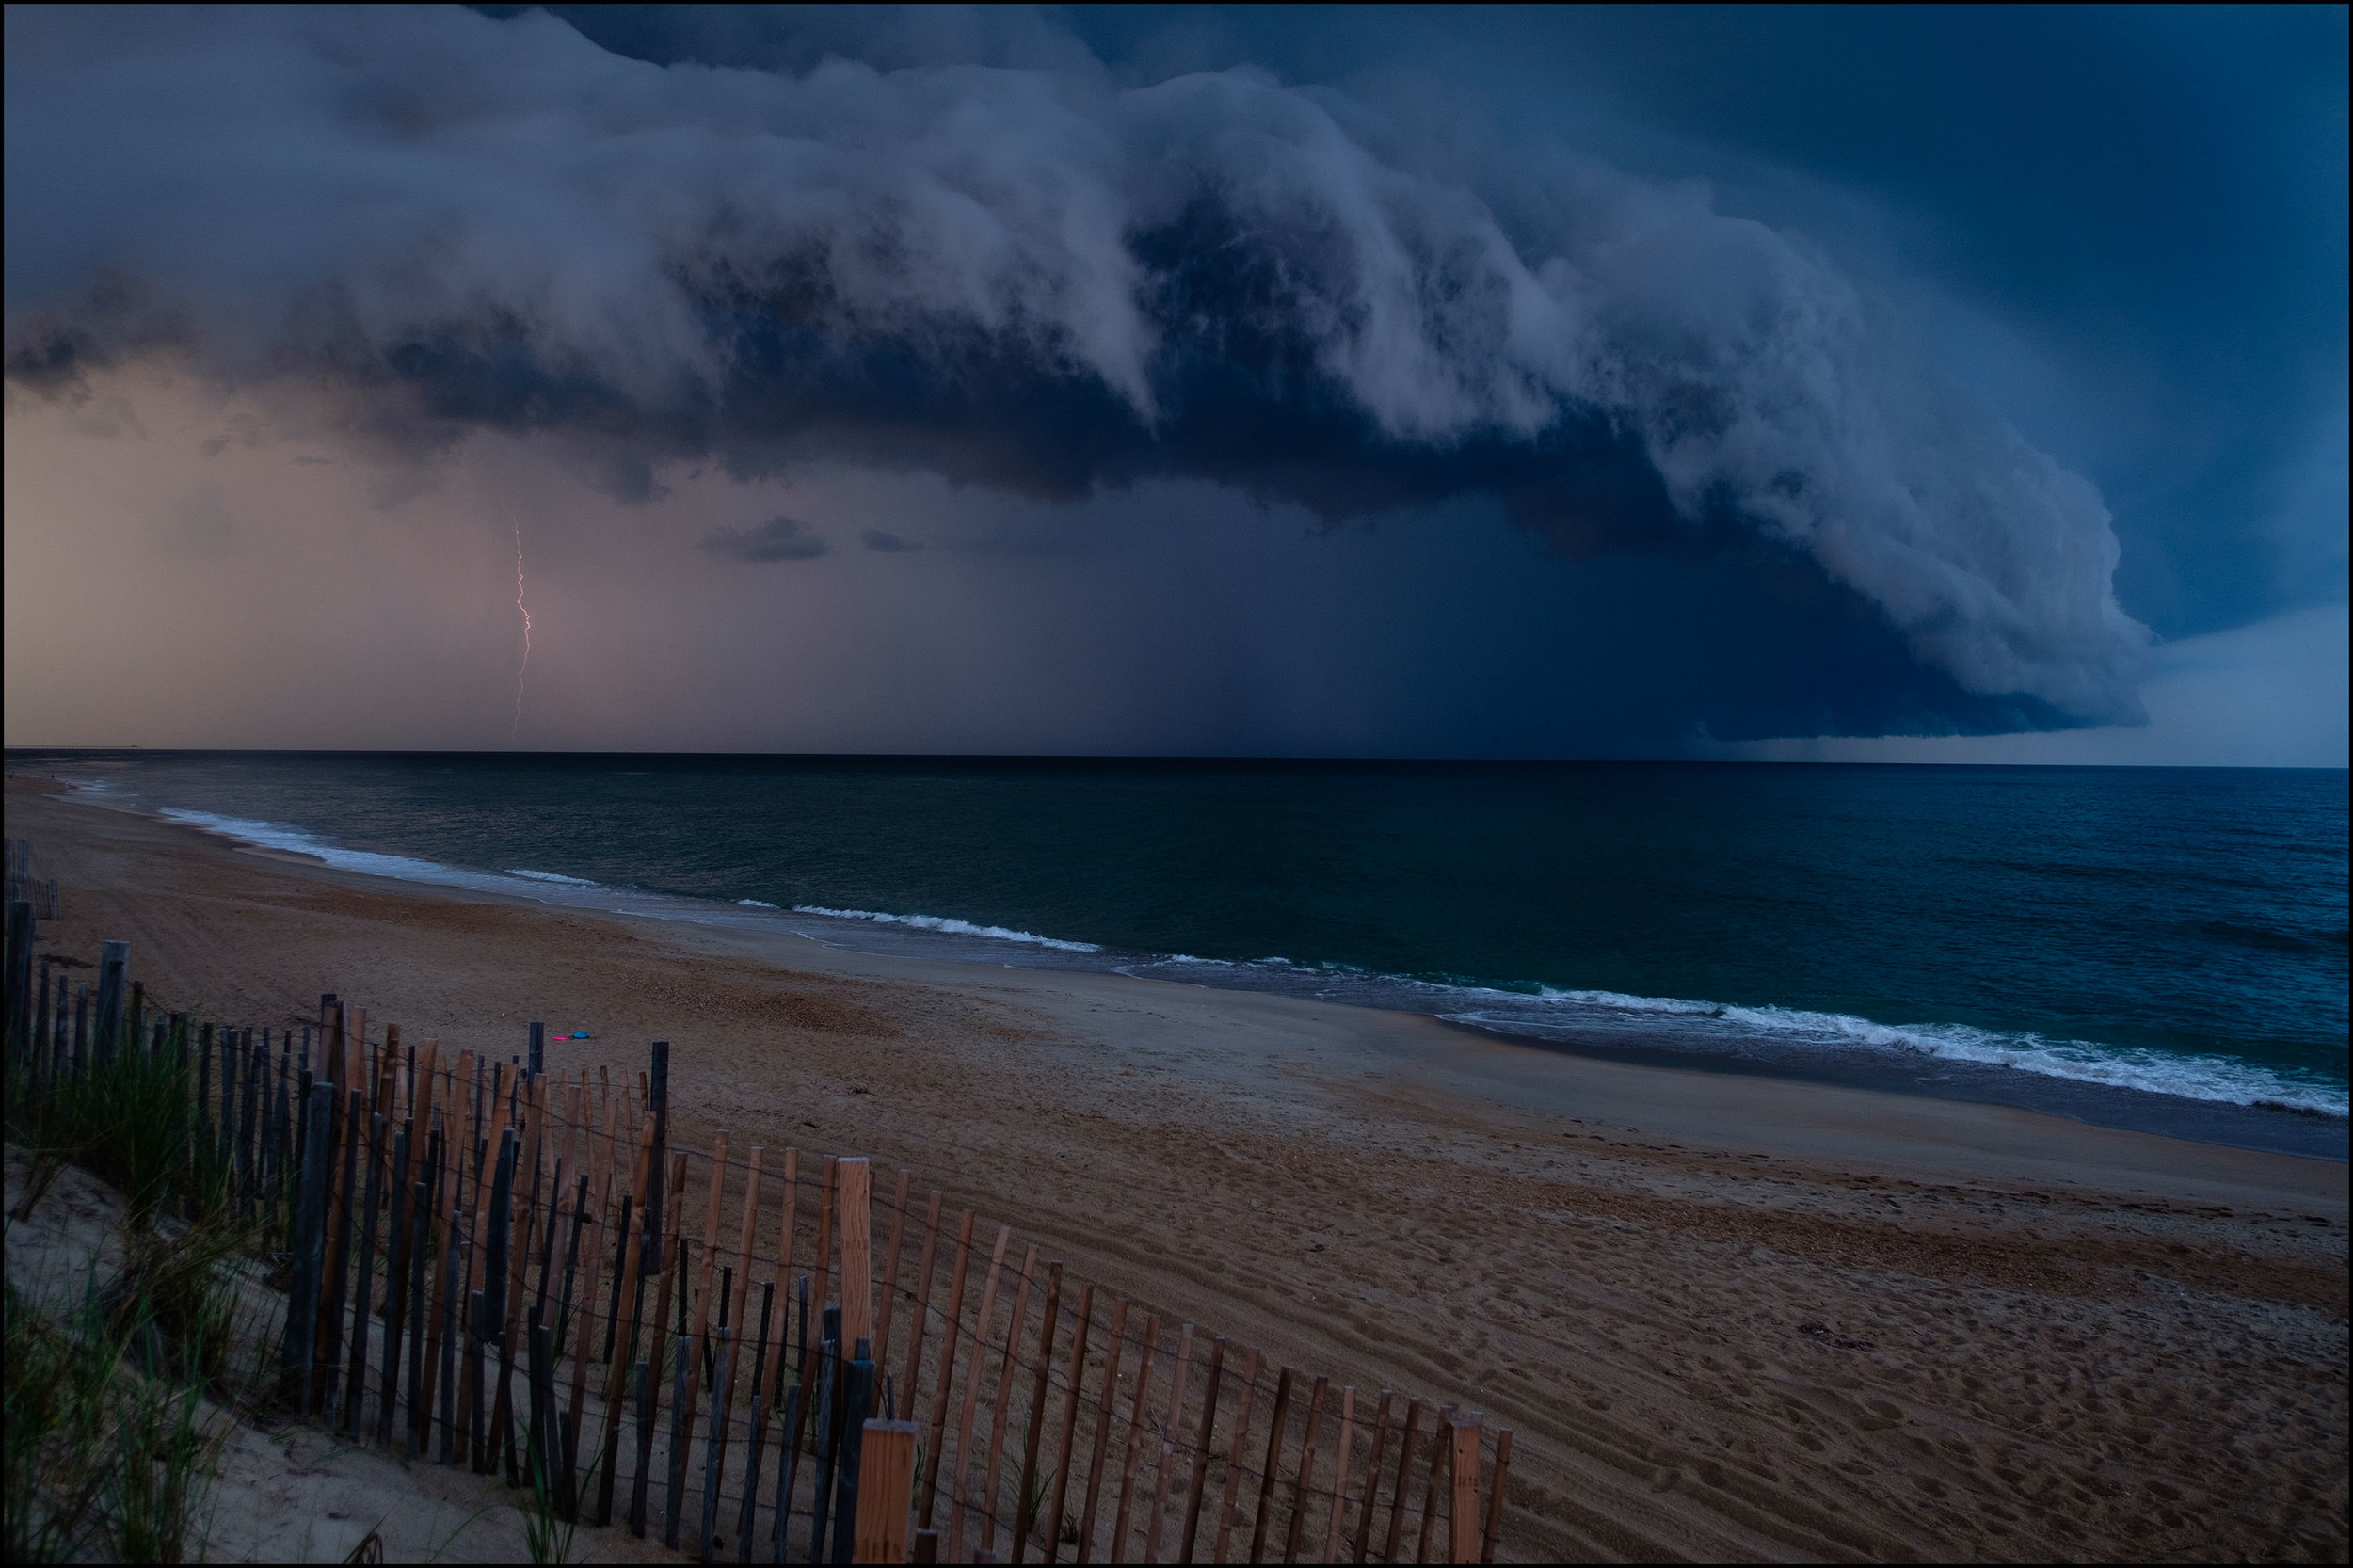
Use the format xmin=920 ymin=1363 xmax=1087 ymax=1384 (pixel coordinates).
xmin=17 ymin=751 xmax=2346 ymax=1152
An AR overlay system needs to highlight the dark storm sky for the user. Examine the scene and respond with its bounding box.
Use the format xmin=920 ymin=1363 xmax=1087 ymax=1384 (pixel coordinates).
xmin=5 ymin=5 xmax=2344 ymax=756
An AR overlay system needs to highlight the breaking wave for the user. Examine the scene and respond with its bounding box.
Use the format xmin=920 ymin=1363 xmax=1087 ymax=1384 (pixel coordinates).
xmin=790 ymin=905 xmax=1101 ymax=952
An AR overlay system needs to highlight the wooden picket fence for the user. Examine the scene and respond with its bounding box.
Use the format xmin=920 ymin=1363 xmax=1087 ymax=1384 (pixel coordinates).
xmin=5 ymin=916 xmax=1513 ymax=1565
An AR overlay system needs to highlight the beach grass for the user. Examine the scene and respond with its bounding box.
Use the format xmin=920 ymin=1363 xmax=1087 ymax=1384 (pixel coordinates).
xmin=4 ymin=1009 xmax=271 ymax=1563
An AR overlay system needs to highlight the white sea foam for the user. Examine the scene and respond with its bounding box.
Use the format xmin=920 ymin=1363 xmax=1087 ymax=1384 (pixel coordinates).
xmin=1438 ymin=986 xmax=2350 ymax=1119
xmin=791 ymin=904 xmax=1101 ymax=952
xmin=1106 ymin=950 xmax=2345 ymax=1117
xmin=124 ymin=799 xmax=2348 ymax=1123
xmin=160 ymin=808 xmax=490 ymax=885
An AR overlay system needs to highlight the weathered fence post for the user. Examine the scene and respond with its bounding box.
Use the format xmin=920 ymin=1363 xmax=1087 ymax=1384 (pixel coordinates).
xmin=283 ymin=1080 xmax=336 ymax=1414
xmin=853 ymin=1419 xmax=918 ymax=1565
xmin=344 ymin=1110 xmax=385 ymax=1435
xmin=1210 ymin=1349 xmax=1264 ymax=1565
xmin=46 ymin=972 xmax=67 ymax=1088
xmin=533 ymin=1314 xmax=566 ymax=1519
xmin=630 ymin=1356 xmax=656 ymax=1537
xmin=1449 ymin=1418 xmax=1481 ymax=1565
xmin=980 ymin=1245 xmax=1040 ymax=1560
xmin=698 ymin=1323 xmax=734 ymax=1562
xmin=270 ymin=1033 xmax=293 ymax=1233
xmin=737 ymin=1281 xmax=776 ymax=1565
xmin=1011 ymin=1260 xmax=1065 ymax=1567
xmin=833 ymin=1346 xmax=877 ymax=1565
xmin=194 ymin=1020 xmax=215 ymax=1149
xmin=1323 ymin=1385 xmax=1356 ymax=1565
xmin=1079 ymin=1297 xmax=1130 ymax=1559
xmin=645 ymin=1041 xmax=668 ymax=1276
xmin=674 ymin=1135 xmax=732 ymax=1540
xmin=1178 ymin=1337 xmax=1227 ymax=1565
xmin=1249 ymin=1367 xmax=1297 ymax=1563
xmin=482 ymin=1128 xmax=518 ymax=1474
xmin=919 ymin=1209 xmax=977 ymax=1534
xmin=1353 ymin=1391 xmax=1394 ymax=1568
xmin=771 ymin=1374 xmax=807 ymax=1563
xmin=665 ymin=1324 xmax=694 ymax=1549
xmin=438 ymin=1237 xmax=461 ymax=1464
xmin=469 ymin=1289 xmax=491 ymax=1473
xmin=38 ymin=956 xmax=54 ymax=1083
xmin=92 ymin=940 xmax=128 ymax=1067
xmin=1112 ymin=1314 xmax=1165 ymax=1564
xmin=837 ymin=1158 xmax=873 ymax=1349
xmin=6 ymin=901 xmax=37 ymax=1056
xmin=595 ymin=1190 xmax=642 ymax=1526
xmin=238 ymin=1032 xmax=263 ymax=1214
xmin=30 ymin=957 xmax=49 ymax=1083
xmin=949 ymin=1224 xmax=1013 ymax=1559
xmin=1286 ymin=1374 xmax=1331 ymax=1564
xmin=407 ymin=1175 xmax=433 ymax=1459
xmin=1480 ymin=1430 xmax=1513 ymax=1566
xmin=425 ymin=1121 xmax=456 ymax=1460
xmin=1144 ymin=1320 xmax=1193 ymax=1564
xmin=1048 ymin=1284 xmax=1098 ymax=1568
xmin=896 ymin=1188 xmax=943 ymax=1438
xmin=319 ymin=1086 xmax=360 ymax=1415
xmin=3 ymin=899 xmax=31 ymax=1054
xmin=809 ymin=1158 xmax=840 ymax=1375
xmin=1414 ymin=1403 xmax=1458 ymax=1565
xmin=1380 ymin=1398 xmax=1423 ymax=1566
xmin=808 ymin=1306 xmax=844 ymax=1561
xmin=379 ymin=1122 xmax=412 ymax=1448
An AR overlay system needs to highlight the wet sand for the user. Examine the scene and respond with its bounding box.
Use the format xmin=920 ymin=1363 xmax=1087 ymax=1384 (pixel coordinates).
xmin=8 ymin=776 xmax=2346 ymax=1562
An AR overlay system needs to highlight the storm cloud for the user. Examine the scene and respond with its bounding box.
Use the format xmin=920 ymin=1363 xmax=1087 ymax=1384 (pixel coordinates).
xmin=704 ymin=514 xmax=830 ymax=562
xmin=6 ymin=4 xmax=2155 ymax=734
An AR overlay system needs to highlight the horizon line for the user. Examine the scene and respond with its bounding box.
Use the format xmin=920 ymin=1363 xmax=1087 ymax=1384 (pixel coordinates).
xmin=6 ymin=745 xmax=2343 ymax=773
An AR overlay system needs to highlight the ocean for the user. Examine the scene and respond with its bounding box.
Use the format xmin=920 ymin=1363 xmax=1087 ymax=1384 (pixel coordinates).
xmin=15 ymin=750 xmax=2346 ymax=1159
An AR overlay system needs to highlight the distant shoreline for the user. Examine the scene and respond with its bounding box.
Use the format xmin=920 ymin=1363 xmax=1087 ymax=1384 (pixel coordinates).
xmin=23 ymin=760 xmax=2347 ymax=1162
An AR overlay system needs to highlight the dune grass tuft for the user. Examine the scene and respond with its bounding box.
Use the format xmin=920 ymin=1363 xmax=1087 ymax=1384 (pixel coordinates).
xmin=5 ymin=1011 xmax=269 ymax=1563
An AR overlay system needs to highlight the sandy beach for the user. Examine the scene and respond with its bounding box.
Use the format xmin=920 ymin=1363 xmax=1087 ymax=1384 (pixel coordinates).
xmin=6 ymin=775 xmax=2345 ymax=1563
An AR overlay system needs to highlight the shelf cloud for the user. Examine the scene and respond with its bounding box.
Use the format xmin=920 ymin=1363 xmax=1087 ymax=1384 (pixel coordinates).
xmin=6 ymin=5 xmax=2155 ymax=734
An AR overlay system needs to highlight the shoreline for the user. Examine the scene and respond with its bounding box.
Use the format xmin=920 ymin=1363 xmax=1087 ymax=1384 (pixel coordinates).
xmin=63 ymin=775 xmax=2350 ymax=1174
xmin=8 ymin=773 xmax=2347 ymax=1562
xmin=34 ymin=768 xmax=2350 ymax=1160
xmin=1432 ymin=1016 xmax=2348 ymax=1163
xmin=26 ymin=772 xmax=2347 ymax=1197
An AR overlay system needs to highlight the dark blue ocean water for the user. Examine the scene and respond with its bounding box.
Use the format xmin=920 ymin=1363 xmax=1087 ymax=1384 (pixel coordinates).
xmin=16 ymin=751 xmax=2346 ymax=1154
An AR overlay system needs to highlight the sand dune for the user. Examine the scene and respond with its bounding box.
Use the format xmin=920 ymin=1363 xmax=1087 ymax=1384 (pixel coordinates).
xmin=7 ymin=776 xmax=2345 ymax=1562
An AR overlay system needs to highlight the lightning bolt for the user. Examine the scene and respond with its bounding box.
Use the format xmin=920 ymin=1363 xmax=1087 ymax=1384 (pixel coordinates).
xmin=508 ymin=506 xmax=533 ymax=744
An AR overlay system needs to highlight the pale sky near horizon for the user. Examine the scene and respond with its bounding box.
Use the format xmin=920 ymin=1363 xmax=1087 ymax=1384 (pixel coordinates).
xmin=6 ymin=6 xmax=2345 ymax=765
